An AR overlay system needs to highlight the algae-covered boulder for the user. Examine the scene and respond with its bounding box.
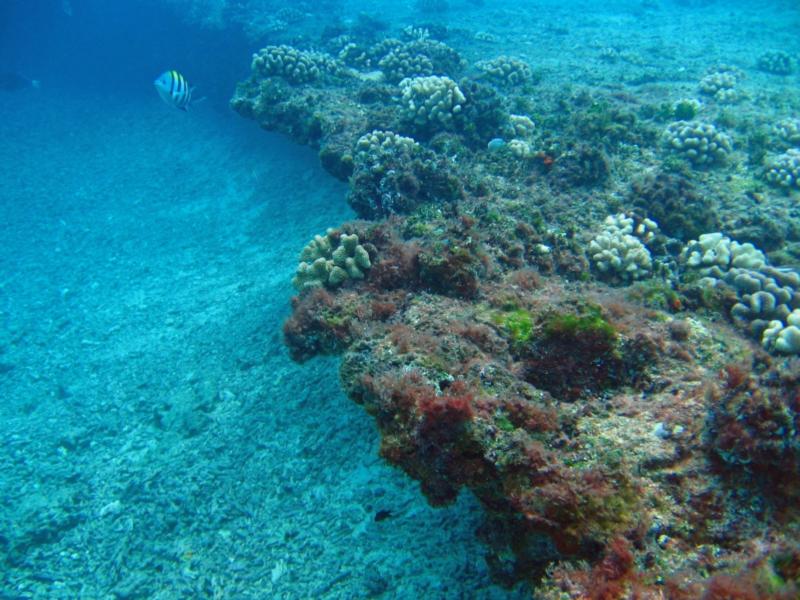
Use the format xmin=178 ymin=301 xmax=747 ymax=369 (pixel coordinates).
xmin=292 ymin=230 xmax=371 ymax=291
xmin=348 ymin=129 xmax=463 ymax=219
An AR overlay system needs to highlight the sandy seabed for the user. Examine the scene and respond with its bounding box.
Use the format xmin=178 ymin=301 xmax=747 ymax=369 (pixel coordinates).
xmin=0 ymin=91 xmax=518 ymax=598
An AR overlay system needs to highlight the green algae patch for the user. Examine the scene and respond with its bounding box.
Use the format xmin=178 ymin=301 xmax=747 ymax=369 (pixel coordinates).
xmin=495 ymin=413 xmax=516 ymax=433
xmin=626 ymin=280 xmax=682 ymax=313
xmin=542 ymin=305 xmax=616 ymax=346
xmin=493 ymin=308 xmax=534 ymax=345
xmin=517 ymin=305 xmax=656 ymax=400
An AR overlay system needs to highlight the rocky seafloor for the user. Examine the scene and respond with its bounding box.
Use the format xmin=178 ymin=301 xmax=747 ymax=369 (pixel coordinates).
xmin=225 ymin=0 xmax=800 ymax=597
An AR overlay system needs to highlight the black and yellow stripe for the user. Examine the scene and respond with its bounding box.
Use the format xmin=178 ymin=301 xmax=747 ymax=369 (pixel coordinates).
xmin=168 ymin=70 xmax=192 ymax=110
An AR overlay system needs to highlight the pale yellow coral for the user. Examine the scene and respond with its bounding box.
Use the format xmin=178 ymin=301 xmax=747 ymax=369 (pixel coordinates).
xmin=292 ymin=230 xmax=371 ymax=291
xmin=398 ymin=76 xmax=465 ymax=129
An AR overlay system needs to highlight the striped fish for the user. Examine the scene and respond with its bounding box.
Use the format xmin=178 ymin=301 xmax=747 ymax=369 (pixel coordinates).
xmin=154 ymin=70 xmax=194 ymax=111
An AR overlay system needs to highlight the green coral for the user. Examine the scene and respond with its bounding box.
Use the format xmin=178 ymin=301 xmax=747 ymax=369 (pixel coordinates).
xmin=292 ymin=230 xmax=371 ymax=291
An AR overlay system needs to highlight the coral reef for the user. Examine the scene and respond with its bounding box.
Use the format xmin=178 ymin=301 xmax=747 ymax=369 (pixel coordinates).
xmin=405 ymin=40 xmax=464 ymax=77
xmin=682 ymin=233 xmax=800 ymax=354
xmin=336 ymin=41 xmax=371 ymax=69
xmin=348 ymin=130 xmax=462 ymax=218
xmin=664 ymin=120 xmax=733 ymax=166
xmin=507 ymin=138 xmax=533 ymax=158
xmin=507 ymin=113 xmax=535 ymax=138
xmin=671 ymin=98 xmax=701 ymax=120
xmin=550 ymin=144 xmax=610 ymax=187
xmin=354 ymin=129 xmax=421 ymax=165
xmin=230 ymin=23 xmax=800 ymax=597
xmin=279 ymin=211 xmax=800 ymax=593
xmin=706 ymin=362 xmax=800 ymax=498
xmin=682 ymin=232 xmax=766 ymax=271
xmin=378 ymin=46 xmax=434 ymax=82
xmin=370 ymin=39 xmax=464 ymax=83
xmin=566 ymin=97 xmax=649 ymax=150
xmin=762 ymin=311 xmax=800 ymax=353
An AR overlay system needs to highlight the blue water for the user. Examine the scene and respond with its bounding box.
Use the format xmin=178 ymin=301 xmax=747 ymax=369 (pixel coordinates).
xmin=0 ymin=0 xmax=798 ymax=597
